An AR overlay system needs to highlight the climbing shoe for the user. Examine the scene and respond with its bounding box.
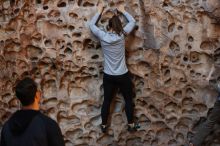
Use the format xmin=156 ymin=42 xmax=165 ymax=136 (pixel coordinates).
xmin=127 ymin=123 xmax=140 ymax=132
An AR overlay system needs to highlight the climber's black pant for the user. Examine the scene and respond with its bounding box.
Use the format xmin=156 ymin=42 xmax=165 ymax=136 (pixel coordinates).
xmin=101 ymin=72 xmax=134 ymax=125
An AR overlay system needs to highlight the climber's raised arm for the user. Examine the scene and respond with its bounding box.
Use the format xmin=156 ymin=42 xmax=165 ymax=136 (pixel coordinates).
xmin=117 ymin=5 xmax=136 ymax=34
xmin=89 ymin=2 xmax=105 ymax=39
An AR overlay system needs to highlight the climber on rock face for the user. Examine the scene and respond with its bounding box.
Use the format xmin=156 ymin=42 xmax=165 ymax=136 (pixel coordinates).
xmin=89 ymin=2 xmax=139 ymax=133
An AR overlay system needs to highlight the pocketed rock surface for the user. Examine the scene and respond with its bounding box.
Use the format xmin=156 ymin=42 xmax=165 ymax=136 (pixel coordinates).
xmin=0 ymin=0 xmax=220 ymax=145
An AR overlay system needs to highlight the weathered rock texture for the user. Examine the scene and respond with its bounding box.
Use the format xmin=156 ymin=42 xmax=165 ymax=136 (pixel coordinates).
xmin=0 ymin=0 xmax=220 ymax=145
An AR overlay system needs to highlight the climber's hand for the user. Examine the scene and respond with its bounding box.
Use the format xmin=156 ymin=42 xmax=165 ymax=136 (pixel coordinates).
xmin=97 ymin=2 xmax=104 ymax=14
xmin=118 ymin=4 xmax=125 ymax=13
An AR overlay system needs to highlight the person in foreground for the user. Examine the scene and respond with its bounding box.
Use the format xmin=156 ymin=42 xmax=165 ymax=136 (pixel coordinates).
xmin=89 ymin=3 xmax=139 ymax=133
xmin=189 ymin=65 xmax=220 ymax=146
xmin=0 ymin=77 xmax=65 ymax=146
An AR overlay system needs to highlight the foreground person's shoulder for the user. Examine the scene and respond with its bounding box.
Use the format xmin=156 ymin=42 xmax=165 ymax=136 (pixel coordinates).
xmin=38 ymin=112 xmax=59 ymax=126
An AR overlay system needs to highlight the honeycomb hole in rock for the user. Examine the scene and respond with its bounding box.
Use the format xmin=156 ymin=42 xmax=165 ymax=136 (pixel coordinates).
xmin=82 ymin=1 xmax=95 ymax=7
xmin=200 ymin=41 xmax=216 ymax=50
xmin=89 ymin=115 xmax=100 ymax=126
xmin=57 ymin=100 xmax=70 ymax=109
xmin=156 ymin=128 xmax=173 ymax=143
xmin=77 ymin=0 xmax=82 ymax=6
xmin=65 ymin=128 xmax=83 ymax=140
xmin=42 ymin=97 xmax=58 ymax=106
xmin=151 ymin=91 xmax=168 ymax=102
xmin=83 ymin=39 xmax=94 ymax=49
xmin=179 ymin=117 xmax=192 ymax=127
xmin=48 ymin=10 xmax=61 ymax=18
xmin=83 ymin=17 xmax=87 ymax=22
xmin=58 ymin=115 xmax=80 ymax=125
xmin=183 ymin=55 xmax=188 ymax=62
xmin=97 ymin=135 xmax=114 ymax=145
xmin=8 ymin=98 xmax=19 ymax=108
xmin=5 ymin=41 xmax=20 ymax=52
xmin=126 ymin=137 xmax=142 ymax=146
xmin=28 ymin=14 xmax=35 ymax=20
xmin=149 ymin=105 xmax=165 ymax=119
xmin=36 ymin=0 xmax=41 ymax=4
xmin=67 ymin=42 xmax=72 ymax=48
xmin=138 ymin=114 xmax=151 ymax=126
xmin=175 ymin=121 xmax=189 ymax=132
xmin=43 ymin=5 xmax=49 ymax=10
xmin=190 ymin=69 xmax=195 ymax=76
xmin=174 ymin=90 xmax=182 ymax=99
xmin=91 ymin=54 xmax=99 ymax=60
xmin=164 ymin=102 xmax=178 ymax=113
xmin=176 ymin=133 xmax=184 ymax=143
xmin=57 ymin=1 xmax=66 ymax=7
xmin=169 ymin=41 xmax=180 ymax=51
xmin=42 ymin=79 xmax=57 ymax=98
xmin=136 ymin=80 xmax=144 ymax=89
xmin=69 ymin=12 xmax=79 ymax=19
xmin=164 ymin=78 xmax=171 ymax=85
xmin=18 ymin=60 xmax=28 ymax=70
xmin=27 ymin=45 xmax=43 ymax=60
xmin=151 ymin=139 xmax=159 ymax=146
xmin=44 ymin=39 xmax=52 ymax=47
xmin=14 ymin=8 xmax=20 ymax=14
xmin=72 ymin=32 xmax=81 ymax=38
xmin=193 ymin=103 xmax=207 ymax=113
xmin=32 ymin=33 xmax=42 ymax=42
xmin=166 ymin=116 xmax=178 ymax=125
xmin=88 ymin=67 xmax=95 ymax=72
xmin=87 ymin=104 xmax=100 ymax=116
xmin=64 ymin=47 xmax=72 ymax=54
xmin=20 ymin=71 xmax=31 ymax=79
xmin=164 ymin=68 xmax=170 ymax=77
xmin=188 ymin=35 xmax=194 ymax=42
xmin=168 ymin=23 xmax=175 ymax=33
xmin=0 ymin=40 xmax=3 ymax=46
xmin=84 ymin=122 xmax=92 ymax=130
xmin=68 ymin=25 xmax=75 ymax=32
xmin=182 ymin=108 xmax=198 ymax=115
xmin=188 ymin=45 xmax=192 ymax=49
xmin=182 ymin=97 xmax=193 ymax=109
xmin=177 ymin=25 xmax=183 ymax=30
xmin=186 ymin=87 xmax=194 ymax=97
xmin=190 ymin=51 xmax=200 ymax=63
xmin=57 ymin=19 xmax=63 ymax=24
xmin=64 ymin=34 xmax=71 ymax=39
xmin=112 ymin=113 xmax=123 ymax=125
xmin=56 ymin=39 xmax=66 ymax=49
xmin=162 ymin=1 xmax=169 ymax=7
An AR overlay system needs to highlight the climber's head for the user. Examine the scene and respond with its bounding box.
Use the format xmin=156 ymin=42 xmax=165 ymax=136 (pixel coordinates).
xmin=108 ymin=15 xmax=124 ymax=36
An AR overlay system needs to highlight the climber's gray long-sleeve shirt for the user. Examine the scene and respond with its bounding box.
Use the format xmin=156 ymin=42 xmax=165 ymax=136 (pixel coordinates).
xmin=89 ymin=11 xmax=136 ymax=75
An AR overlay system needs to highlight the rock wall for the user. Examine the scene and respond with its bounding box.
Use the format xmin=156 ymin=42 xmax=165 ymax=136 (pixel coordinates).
xmin=0 ymin=0 xmax=220 ymax=145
